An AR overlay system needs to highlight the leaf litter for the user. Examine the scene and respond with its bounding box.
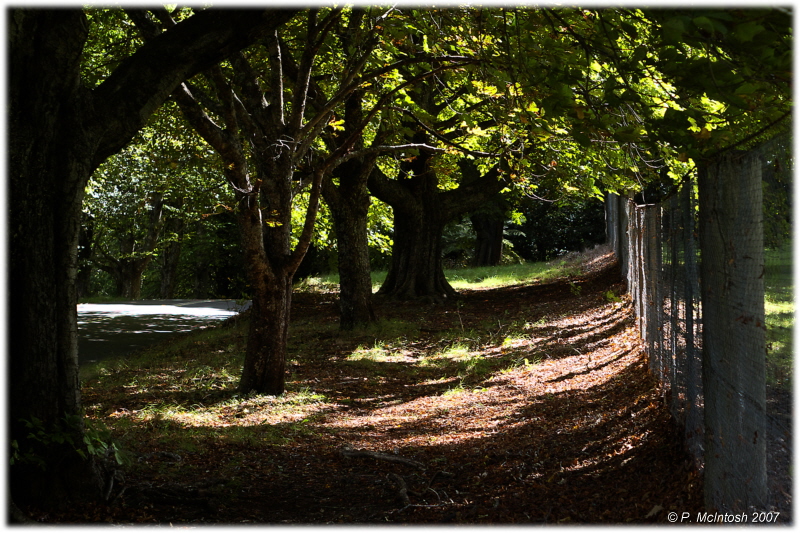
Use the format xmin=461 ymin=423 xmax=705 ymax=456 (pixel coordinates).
xmin=41 ymin=251 xmax=712 ymax=524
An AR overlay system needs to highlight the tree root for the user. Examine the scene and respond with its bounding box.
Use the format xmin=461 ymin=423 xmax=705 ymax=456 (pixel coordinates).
xmin=387 ymin=473 xmax=411 ymax=505
xmin=340 ymin=448 xmax=426 ymax=470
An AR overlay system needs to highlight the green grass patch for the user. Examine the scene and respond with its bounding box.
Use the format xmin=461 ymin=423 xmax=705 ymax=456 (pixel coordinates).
xmin=296 ymin=258 xmax=582 ymax=294
xmin=348 ymin=343 xmax=393 ymax=362
xmin=81 ymin=249 xmax=605 ymax=495
xmin=448 ymin=261 xmax=581 ymax=290
xmin=81 ymin=315 xmax=337 ymax=460
xmin=764 ymin=245 xmax=793 ymax=389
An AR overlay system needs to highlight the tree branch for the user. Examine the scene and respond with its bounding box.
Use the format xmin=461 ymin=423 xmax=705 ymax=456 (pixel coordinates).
xmin=98 ymin=8 xmax=297 ymax=164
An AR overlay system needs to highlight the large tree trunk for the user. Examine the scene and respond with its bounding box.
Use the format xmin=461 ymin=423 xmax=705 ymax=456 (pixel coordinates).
xmin=8 ymin=7 xmax=297 ymax=511
xmin=380 ymin=197 xmax=455 ymax=301
xmin=239 ymin=278 xmax=292 ymax=394
xmin=699 ymin=151 xmax=767 ymax=512
xmin=323 ymin=156 xmax=377 ymax=329
xmin=368 ymin=130 xmax=457 ymax=301
xmin=369 ymin=158 xmax=506 ymax=301
xmin=8 ymin=10 xmax=107 ymax=509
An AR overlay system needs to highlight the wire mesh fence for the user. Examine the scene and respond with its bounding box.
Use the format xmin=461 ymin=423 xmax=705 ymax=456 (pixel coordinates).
xmin=606 ymin=131 xmax=792 ymax=514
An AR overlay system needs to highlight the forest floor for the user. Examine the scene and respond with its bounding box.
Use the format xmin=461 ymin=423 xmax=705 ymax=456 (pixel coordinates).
xmin=30 ymin=250 xmax=791 ymax=524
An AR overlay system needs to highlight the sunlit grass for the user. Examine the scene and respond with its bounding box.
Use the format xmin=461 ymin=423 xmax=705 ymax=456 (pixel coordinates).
xmin=297 ymin=258 xmax=582 ymax=294
xmin=82 ymin=250 xmax=608 ymax=459
xmin=81 ymin=316 xmax=336 ymax=455
xmin=348 ymin=343 xmax=392 ymax=362
xmin=441 ymin=341 xmax=472 ymax=359
xmin=446 ymin=261 xmax=581 ymax=290
xmin=764 ymin=245 xmax=793 ymax=389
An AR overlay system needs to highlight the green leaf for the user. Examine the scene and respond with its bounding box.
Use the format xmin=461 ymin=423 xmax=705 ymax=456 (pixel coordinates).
xmin=733 ymin=21 xmax=765 ymax=42
xmin=735 ymin=82 xmax=759 ymax=95
xmin=612 ymin=126 xmax=643 ymax=143
xmin=631 ymin=45 xmax=648 ymax=63
xmin=692 ymin=16 xmax=715 ymax=34
xmin=572 ymin=131 xmax=592 ymax=148
xmin=662 ymin=17 xmax=686 ymax=44
xmin=620 ymin=21 xmax=638 ymax=39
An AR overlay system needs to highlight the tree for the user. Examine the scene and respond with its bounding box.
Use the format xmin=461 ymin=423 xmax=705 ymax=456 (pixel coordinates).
xmin=526 ymin=8 xmax=789 ymax=512
xmin=359 ymin=9 xmax=516 ymax=300
xmin=130 ymin=7 xmax=398 ymax=393
xmin=370 ymin=157 xmax=506 ymax=300
xmin=83 ymin=101 xmax=230 ymax=299
xmin=311 ymin=8 xmax=484 ymax=324
xmin=320 ymin=89 xmax=381 ymax=329
xmin=302 ymin=9 xmax=387 ymax=330
xmin=8 ymin=7 xmax=297 ymax=509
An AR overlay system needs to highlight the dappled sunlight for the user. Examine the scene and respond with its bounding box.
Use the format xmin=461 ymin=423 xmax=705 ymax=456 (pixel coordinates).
xmin=318 ymin=301 xmax=644 ymax=456
xmin=105 ymin=388 xmax=336 ymax=431
xmin=79 ymin=254 xmax=703 ymax=523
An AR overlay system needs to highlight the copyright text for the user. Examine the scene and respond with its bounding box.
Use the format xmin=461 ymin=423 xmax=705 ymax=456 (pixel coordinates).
xmin=667 ymin=511 xmax=780 ymax=523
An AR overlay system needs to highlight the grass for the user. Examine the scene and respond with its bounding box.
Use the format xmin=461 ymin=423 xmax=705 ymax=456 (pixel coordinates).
xmin=80 ymin=319 xmax=337 ymax=458
xmin=296 ymin=258 xmax=582 ymax=293
xmin=764 ymin=245 xmax=793 ymax=389
xmin=60 ymin=250 xmax=733 ymax=523
xmin=446 ymin=260 xmax=581 ymax=290
xmin=82 ymin=259 xmax=579 ymax=462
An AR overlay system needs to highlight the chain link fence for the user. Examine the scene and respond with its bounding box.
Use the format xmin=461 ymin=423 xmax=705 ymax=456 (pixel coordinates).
xmin=606 ymin=132 xmax=792 ymax=514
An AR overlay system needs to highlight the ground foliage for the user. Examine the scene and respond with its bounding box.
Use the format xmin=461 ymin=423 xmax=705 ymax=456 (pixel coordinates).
xmin=29 ymin=253 xmax=743 ymax=524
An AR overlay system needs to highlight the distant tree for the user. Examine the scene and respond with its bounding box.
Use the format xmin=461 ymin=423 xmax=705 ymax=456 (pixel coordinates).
xmin=506 ymin=195 xmax=606 ymax=262
xmin=83 ymin=101 xmax=229 ymax=299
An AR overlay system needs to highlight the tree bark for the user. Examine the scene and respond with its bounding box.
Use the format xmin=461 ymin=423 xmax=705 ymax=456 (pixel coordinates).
xmin=699 ymin=151 xmax=767 ymax=512
xmin=159 ymin=217 xmax=185 ymax=299
xmin=8 ymin=7 xmax=297 ymax=509
xmin=9 ymin=9 xmax=106 ymax=508
xmin=369 ymin=158 xmax=506 ymax=301
xmin=321 ymin=86 xmax=378 ymax=329
xmin=239 ymin=277 xmax=293 ymax=394
xmin=470 ymin=212 xmax=504 ymax=266
xmin=324 ymin=164 xmax=377 ymax=329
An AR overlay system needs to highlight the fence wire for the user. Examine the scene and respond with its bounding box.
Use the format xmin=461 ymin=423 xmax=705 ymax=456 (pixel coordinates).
xmin=607 ymin=131 xmax=792 ymax=514
xmin=612 ymin=183 xmax=704 ymax=468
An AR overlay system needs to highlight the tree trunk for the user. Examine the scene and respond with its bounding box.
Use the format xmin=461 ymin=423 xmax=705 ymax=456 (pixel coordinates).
xmin=369 ymin=159 xmax=506 ymax=301
xmin=320 ymin=84 xmax=378 ymax=330
xmin=232 ymin=157 xmax=299 ymax=395
xmin=699 ymin=151 xmax=767 ymax=512
xmin=324 ymin=159 xmax=377 ymax=329
xmin=239 ymin=278 xmax=292 ymax=395
xmin=331 ymin=200 xmax=376 ymax=327
xmin=9 ymin=7 xmax=297 ymax=510
xmin=379 ymin=198 xmax=455 ymax=301
xmin=111 ymin=255 xmax=151 ymax=299
xmin=159 ymin=228 xmax=184 ymax=299
xmin=470 ymin=212 xmax=504 ymax=266
xmin=8 ymin=9 xmax=106 ymax=508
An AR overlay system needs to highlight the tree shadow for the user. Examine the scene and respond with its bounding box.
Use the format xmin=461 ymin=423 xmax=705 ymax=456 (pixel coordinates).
xmin=79 ymin=257 xmax=704 ymax=523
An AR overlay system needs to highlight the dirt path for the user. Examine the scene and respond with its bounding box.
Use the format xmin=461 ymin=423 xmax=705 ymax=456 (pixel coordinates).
xmin=53 ymin=253 xmax=711 ymax=524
